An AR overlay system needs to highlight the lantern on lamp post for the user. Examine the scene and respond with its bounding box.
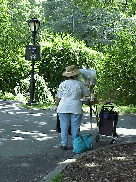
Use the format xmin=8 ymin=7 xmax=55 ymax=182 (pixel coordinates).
xmin=28 ymin=17 xmax=40 ymax=45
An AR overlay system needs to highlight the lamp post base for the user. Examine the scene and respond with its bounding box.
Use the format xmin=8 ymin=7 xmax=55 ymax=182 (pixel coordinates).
xmin=26 ymin=101 xmax=38 ymax=106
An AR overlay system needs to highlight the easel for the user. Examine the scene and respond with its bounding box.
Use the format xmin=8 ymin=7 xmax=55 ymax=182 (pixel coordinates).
xmin=84 ymin=87 xmax=99 ymax=134
xmin=89 ymin=100 xmax=99 ymax=134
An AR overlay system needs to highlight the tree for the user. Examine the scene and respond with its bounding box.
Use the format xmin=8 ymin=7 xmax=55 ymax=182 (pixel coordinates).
xmin=0 ymin=0 xmax=135 ymax=106
xmin=98 ymin=28 xmax=136 ymax=105
xmin=0 ymin=0 xmax=41 ymax=93
xmin=41 ymin=0 xmax=136 ymax=51
xmin=40 ymin=0 xmax=136 ymax=105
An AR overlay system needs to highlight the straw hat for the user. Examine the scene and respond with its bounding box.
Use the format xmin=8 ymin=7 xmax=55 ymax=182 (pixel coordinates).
xmin=62 ymin=65 xmax=80 ymax=77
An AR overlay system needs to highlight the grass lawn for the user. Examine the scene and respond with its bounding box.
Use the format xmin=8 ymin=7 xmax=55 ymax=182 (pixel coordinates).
xmin=0 ymin=92 xmax=135 ymax=115
xmin=19 ymin=102 xmax=136 ymax=116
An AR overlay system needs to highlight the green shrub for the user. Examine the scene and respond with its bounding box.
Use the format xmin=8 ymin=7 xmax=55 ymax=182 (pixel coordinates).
xmin=51 ymin=174 xmax=65 ymax=182
xmin=39 ymin=33 xmax=103 ymax=98
xmin=34 ymin=74 xmax=54 ymax=104
xmin=0 ymin=91 xmax=15 ymax=100
xmin=15 ymin=74 xmax=54 ymax=104
xmin=97 ymin=28 xmax=136 ymax=106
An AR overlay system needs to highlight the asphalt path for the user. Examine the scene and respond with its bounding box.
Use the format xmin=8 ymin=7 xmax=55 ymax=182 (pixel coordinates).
xmin=0 ymin=99 xmax=136 ymax=182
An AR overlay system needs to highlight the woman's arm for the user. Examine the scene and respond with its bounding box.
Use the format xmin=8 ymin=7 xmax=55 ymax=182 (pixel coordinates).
xmin=56 ymin=97 xmax=61 ymax=107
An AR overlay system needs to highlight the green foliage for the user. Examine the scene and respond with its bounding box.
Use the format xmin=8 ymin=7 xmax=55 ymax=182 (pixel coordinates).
xmin=0 ymin=0 xmax=135 ymax=106
xmin=51 ymin=173 xmax=65 ymax=182
xmin=74 ymin=0 xmax=136 ymax=15
xmin=115 ymin=105 xmax=136 ymax=115
xmin=34 ymin=74 xmax=54 ymax=104
xmin=39 ymin=33 xmax=102 ymax=98
xmin=0 ymin=0 xmax=33 ymax=93
xmin=74 ymin=0 xmax=103 ymax=11
xmin=41 ymin=0 xmax=136 ymax=51
xmin=83 ymin=103 xmax=136 ymax=115
xmin=0 ymin=91 xmax=15 ymax=101
xmin=98 ymin=28 xmax=136 ymax=106
xmin=20 ymin=102 xmax=53 ymax=110
xmin=0 ymin=0 xmax=46 ymax=93
xmin=16 ymin=74 xmax=54 ymax=104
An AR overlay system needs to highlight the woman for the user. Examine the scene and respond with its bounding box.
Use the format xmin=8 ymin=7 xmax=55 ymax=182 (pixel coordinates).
xmin=54 ymin=65 xmax=90 ymax=150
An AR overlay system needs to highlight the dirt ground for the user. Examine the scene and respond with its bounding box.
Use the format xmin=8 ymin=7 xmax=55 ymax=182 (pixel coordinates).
xmin=61 ymin=142 xmax=136 ymax=182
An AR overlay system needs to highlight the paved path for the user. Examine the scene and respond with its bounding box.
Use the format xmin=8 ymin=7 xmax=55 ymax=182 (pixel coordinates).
xmin=0 ymin=99 xmax=136 ymax=182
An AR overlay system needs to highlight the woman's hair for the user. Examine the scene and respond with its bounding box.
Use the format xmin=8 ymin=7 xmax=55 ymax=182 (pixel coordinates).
xmin=68 ymin=76 xmax=74 ymax=79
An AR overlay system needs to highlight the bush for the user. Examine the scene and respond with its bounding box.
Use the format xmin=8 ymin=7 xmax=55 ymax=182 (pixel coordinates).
xmin=0 ymin=91 xmax=15 ymax=100
xmin=14 ymin=74 xmax=54 ymax=104
xmin=34 ymin=74 xmax=54 ymax=104
xmin=98 ymin=28 xmax=136 ymax=106
xmin=39 ymin=33 xmax=103 ymax=98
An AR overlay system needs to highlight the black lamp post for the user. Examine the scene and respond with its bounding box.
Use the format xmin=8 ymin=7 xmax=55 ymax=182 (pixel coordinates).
xmin=72 ymin=2 xmax=74 ymax=36
xmin=27 ymin=17 xmax=40 ymax=105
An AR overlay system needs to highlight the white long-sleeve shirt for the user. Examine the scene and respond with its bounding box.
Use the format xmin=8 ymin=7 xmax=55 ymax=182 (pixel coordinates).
xmin=56 ymin=80 xmax=90 ymax=114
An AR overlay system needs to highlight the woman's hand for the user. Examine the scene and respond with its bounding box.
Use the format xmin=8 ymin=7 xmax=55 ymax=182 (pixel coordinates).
xmin=50 ymin=105 xmax=57 ymax=111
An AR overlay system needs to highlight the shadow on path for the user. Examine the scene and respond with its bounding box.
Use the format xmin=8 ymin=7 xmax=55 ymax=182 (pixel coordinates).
xmin=0 ymin=100 xmax=136 ymax=182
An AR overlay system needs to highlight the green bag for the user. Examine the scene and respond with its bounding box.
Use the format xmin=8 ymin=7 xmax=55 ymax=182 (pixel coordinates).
xmin=73 ymin=134 xmax=93 ymax=153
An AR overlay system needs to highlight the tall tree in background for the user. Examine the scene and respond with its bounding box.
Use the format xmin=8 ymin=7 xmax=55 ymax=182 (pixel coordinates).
xmin=40 ymin=0 xmax=136 ymax=105
xmin=97 ymin=27 xmax=136 ymax=105
xmin=0 ymin=0 xmax=39 ymax=93
xmin=41 ymin=0 xmax=136 ymax=51
xmin=0 ymin=0 xmax=135 ymax=105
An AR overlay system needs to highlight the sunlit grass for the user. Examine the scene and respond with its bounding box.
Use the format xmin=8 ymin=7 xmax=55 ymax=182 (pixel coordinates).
xmin=0 ymin=91 xmax=54 ymax=110
xmin=51 ymin=173 xmax=65 ymax=182
xmin=0 ymin=91 xmax=135 ymax=115
xmin=82 ymin=103 xmax=136 ymax=115
xmin=19 ymin=103 xmax=53 ymax=110
xmin=0 ymin=92 xmax=27 ymax=102
xmin=115 ymin=105 xmax=136 ymax=115
xmin=21 ymin=102 xmax=136 ymax=115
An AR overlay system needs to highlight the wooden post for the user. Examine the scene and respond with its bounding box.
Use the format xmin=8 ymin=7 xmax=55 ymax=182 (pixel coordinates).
xmin=90 ymin=104 xmax=92 ymax=134
xmin=90 ymin=86 xmax=93 ymax=134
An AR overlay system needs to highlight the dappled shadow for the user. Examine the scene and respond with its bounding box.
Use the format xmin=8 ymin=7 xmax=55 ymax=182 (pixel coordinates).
xmin=0 ymin=100 xmax=76 ymax=182
xmin=0 ymin=100 xmax=58 ymax=144
xmin=115 ymin=115 xmax=136 ymax=142
xmin=0 ymin=100 xmax=136 ymax=150
xmin=117 ymin=115 xmax=136 ymax=129
xmin=61 ymin=142 xmax=136 ymax=181
xmin=78 ymin=112 xmax=136 ymax=151
xmin=0 ymin=100 xmax=136 ymax=182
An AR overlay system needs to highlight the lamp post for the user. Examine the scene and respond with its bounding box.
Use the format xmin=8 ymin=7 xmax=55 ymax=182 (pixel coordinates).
xmin=72 ymin=1 xmax=74 ymax=36
xmin=27 ymin=17 xmax=40 ymax=106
